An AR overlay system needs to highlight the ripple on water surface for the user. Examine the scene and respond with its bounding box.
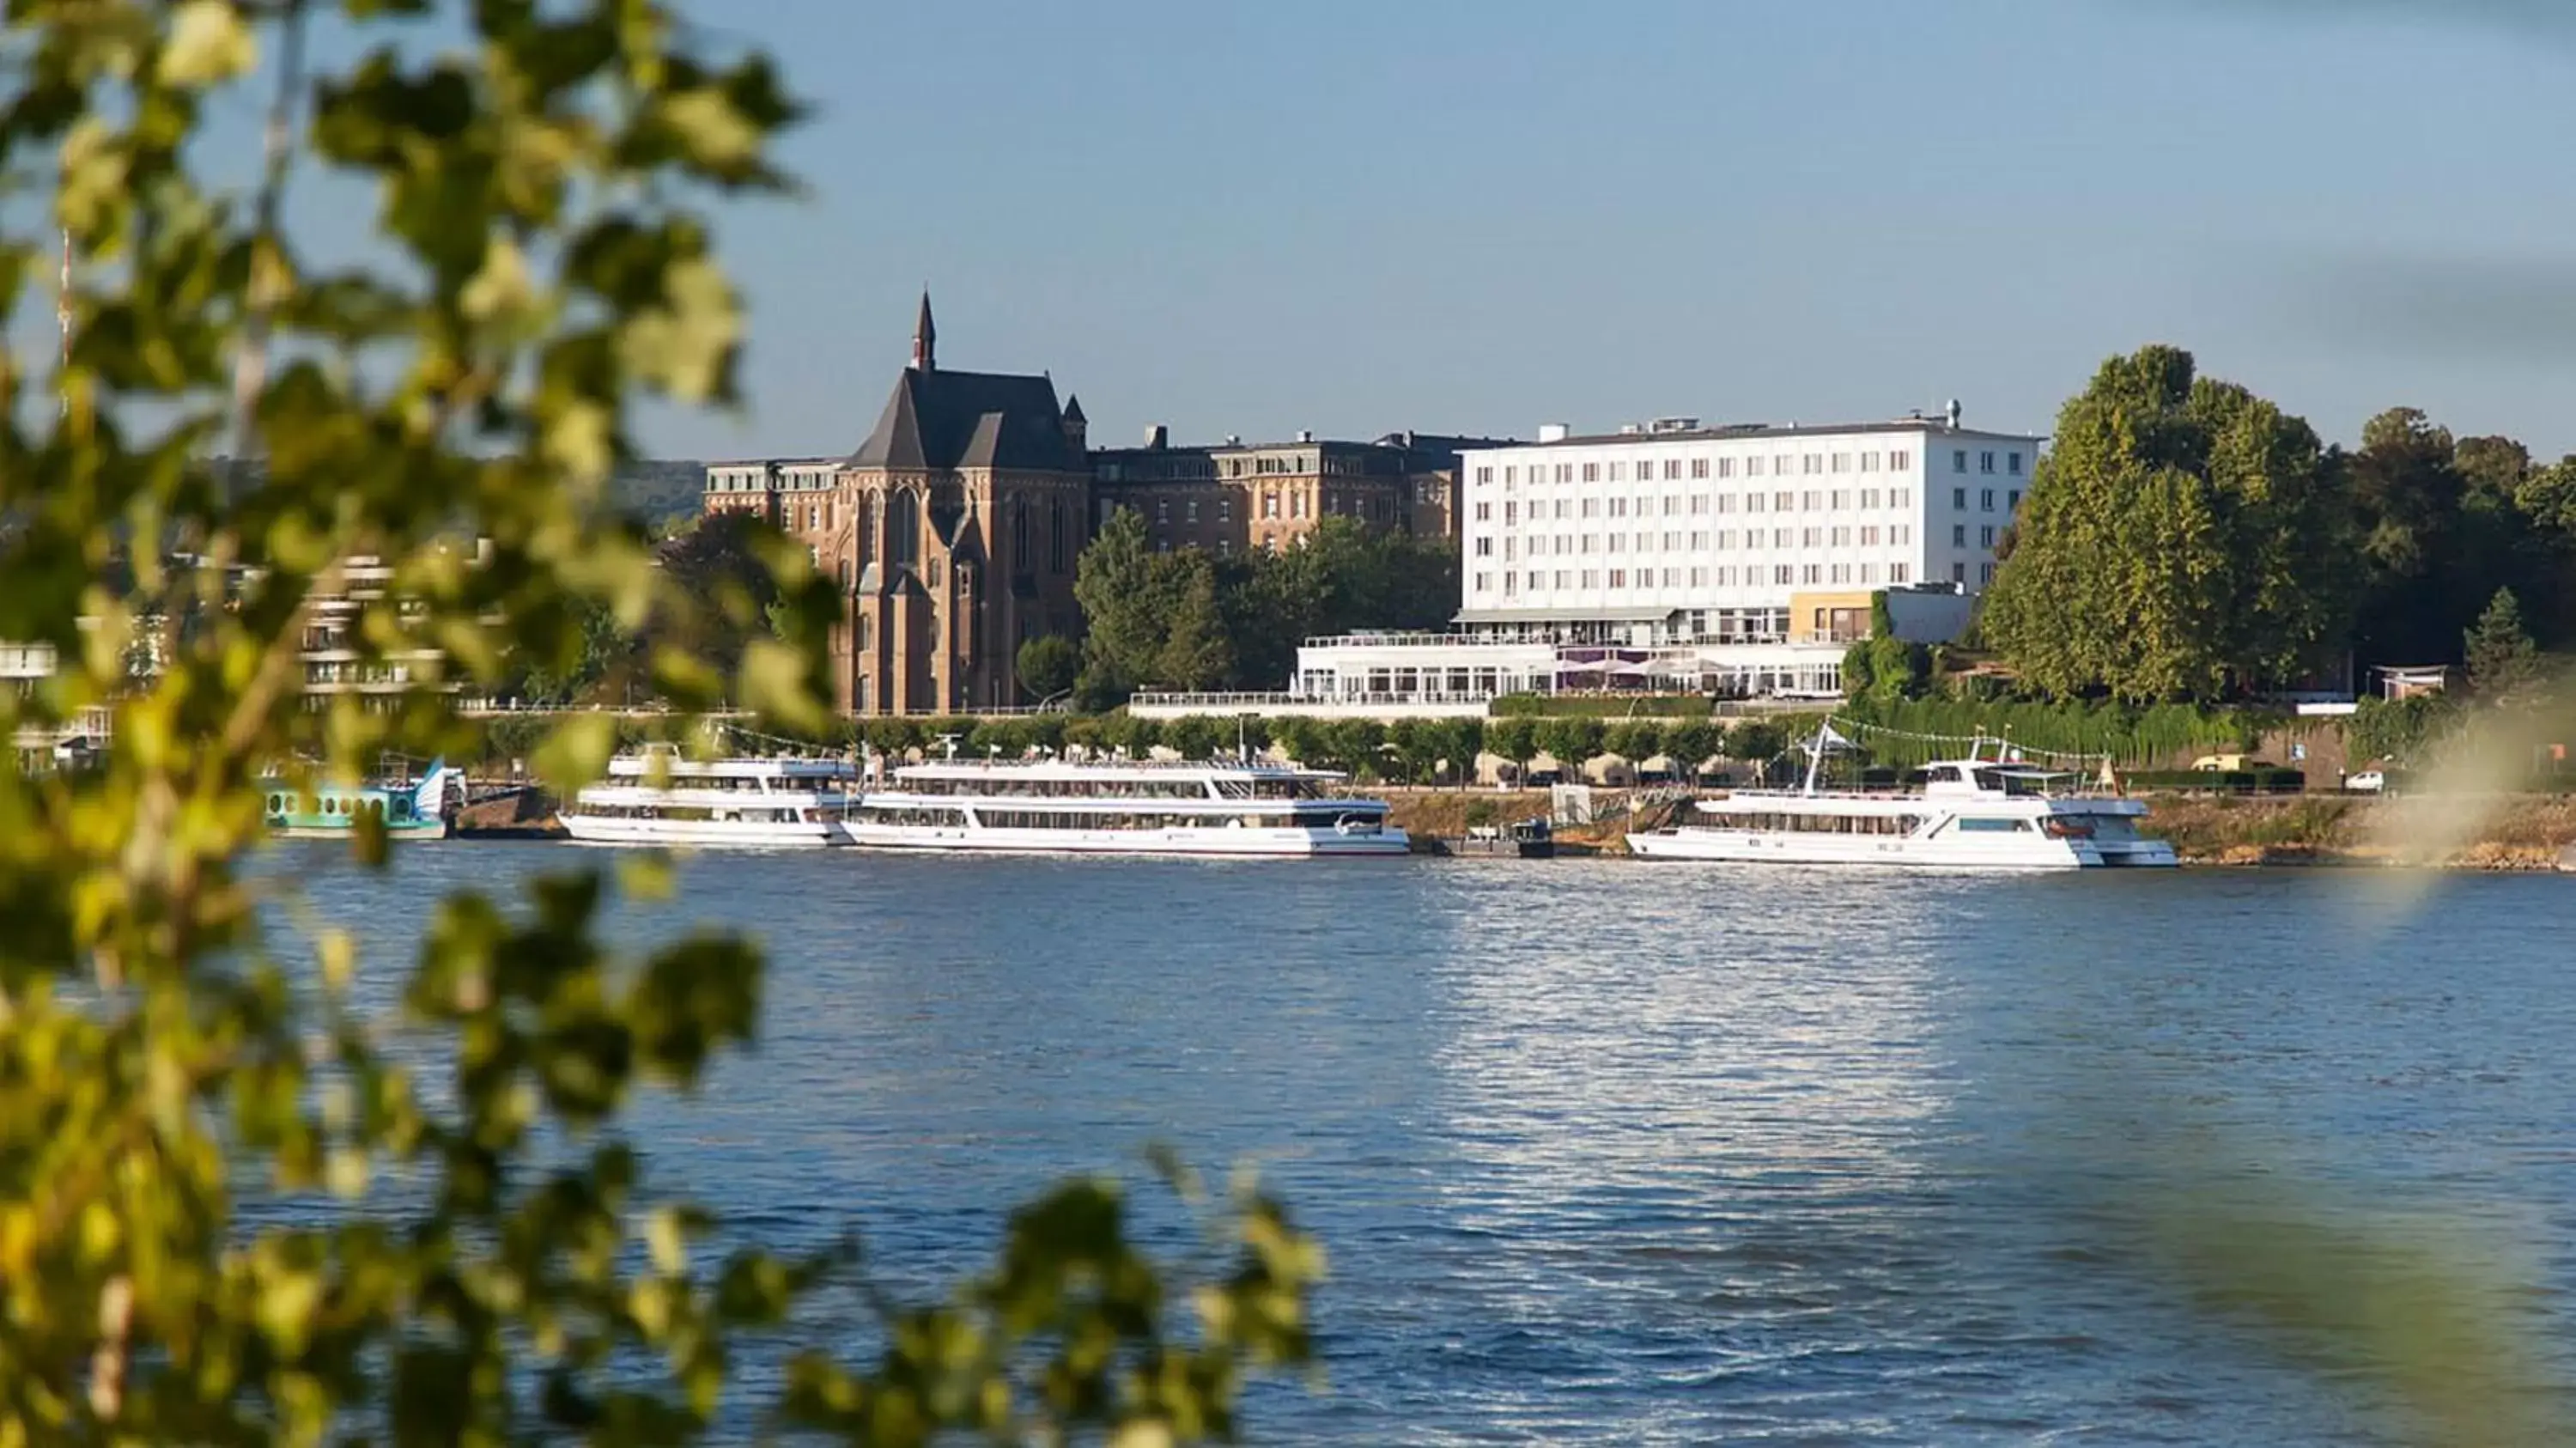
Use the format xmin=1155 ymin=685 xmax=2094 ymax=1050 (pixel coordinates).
xmin=301 ymin=847 xmax=2576 ymax=1445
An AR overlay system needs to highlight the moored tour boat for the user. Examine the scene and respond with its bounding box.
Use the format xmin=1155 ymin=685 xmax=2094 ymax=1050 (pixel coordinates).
xmin=844 ymin=755 xmax=1407 ymax=857
xmin=557 ymin=750 xmax=861 ymax=848
xmin=1626 ymin=726 xmax=2177 ymax=870
xmin=264 ymin=761 xmax=456 ymax=842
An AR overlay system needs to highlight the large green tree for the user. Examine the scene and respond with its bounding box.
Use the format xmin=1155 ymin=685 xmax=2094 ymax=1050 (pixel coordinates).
xmin=1982 ymin=345 xmax=2352 ymax=701
xmin=0 ymin=5 xmax=1315 ymax=1445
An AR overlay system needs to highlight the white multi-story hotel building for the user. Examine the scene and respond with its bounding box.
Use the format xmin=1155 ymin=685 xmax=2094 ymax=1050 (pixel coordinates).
xmin=1132 ymin=405 xmax=2046 ymax=718
xmin=1457 ymin=407 xmax=2038 ymax=644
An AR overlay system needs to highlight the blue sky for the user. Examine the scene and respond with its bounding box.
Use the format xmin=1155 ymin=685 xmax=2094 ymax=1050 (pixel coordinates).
xmin=181 ymin=2 xmax=2576 ymax=461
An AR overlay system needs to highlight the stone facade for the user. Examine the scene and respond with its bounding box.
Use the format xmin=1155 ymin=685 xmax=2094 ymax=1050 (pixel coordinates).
xmin=702 ymin=297 xmax=1496 ymax=715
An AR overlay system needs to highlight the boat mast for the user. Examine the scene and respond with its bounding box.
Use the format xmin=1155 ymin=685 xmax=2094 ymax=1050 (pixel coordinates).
xmin=1801 ymin=719 xmax=1828 ymax=796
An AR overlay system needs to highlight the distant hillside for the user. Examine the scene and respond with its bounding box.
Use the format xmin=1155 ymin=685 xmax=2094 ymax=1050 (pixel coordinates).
xmin=608 ymin=459 xmax=704 ymax=525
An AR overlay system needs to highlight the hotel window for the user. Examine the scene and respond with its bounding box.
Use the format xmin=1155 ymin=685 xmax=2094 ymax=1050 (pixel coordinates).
xmin=1830 ymin=490 xmax=1848 ymax=509
xmin=1861 ymin=563 xmax=1878 ymax=583
xmin=1717 ymin=457 xmax=1735 ymax=478
xmin=1692 ymin=458 xmax=1710 ymax=479
xmin=1804 ymin=454 xmax=1822 ymax=475
xmin=1582 ymin=569 xmax=1599 ymax=588
xmin=1662 ymin=531 xmax=1680 ymax=550
xmin=1861 ymin=452 xmax=1880 ymax=472
xmin=1800 ymin=526 xmax=1820 ymax=546
xmin=1981 ymin=489 xmax=1996 ymax=511
xmin=1831 ymin=526 xmax=1850 ymax=546
xmin=1218 ymin=497 xmax=1231 ymax=521
xmin=1504 ymin=502 xmax=1517 ymax=524
xmin=1581 ymin=533 xmax=1597 ymax=553
xmin=1773 ymin=527 xmax=1794 ymax=548
xmin=1557 ymin=536 xmax=1575 ymax=556
xmin=1504 ymin=538 xmax=1516 ymax=561
xmin=1662 ymin=569 xmax=1678 ymax=587
xmin=1528 ymin=571 xmax=1543 ymax=592
xmin=1690 ymin=567 xmax=1709 ymax=587
xmin=1893 ymin=524 xmax=1911 ymax=545
xmin=1980 ymin=562 xmax=1996 ymax=584
xmin=1952 ymin=562 xmax=1967 ymax=583
xmin=1953 ymin=487 xmax=1967 ymax=510
xmin=1635 ymin=531 xmax=1651 ymax=552
xmin=1831 ymin=564 xmax=1851 ymax=584
xmin=1861 ymin=526 xmax=1880 ymax=545
xmin=1267 ymin=493 xmax=1282 ymax=519
xmin=2008 ymin=490 xmax=2022 ymax=511
xmin=1156 ymin=500 xmax=1170 ymax=523
xmin=1893 ymin=487 xmax=1911 ymax=508
xmin=1891 ymin=563 xmax=1911 ymax=583
xmin=1717 ymin=529 xmax=1736 ymax=550
xmin=1980 ymin=526 xmax=1996 ymax=548
xmin=1775 ymin=491 xmax=1795 ymax=512
xmin=1981 ymin=451 xmax=1996 ymax=474
xmin=1609 ymin=498 xmax=1627 ymax=518
xmin=1504 ymin=465 xmax=1517 ymax=484
xmin=1582 ymin=497 xmax=1600 ymax=518
xmin=2008 ymin=451 xmax=2025 ymax=476
xmin=1473 ymin=538 xmax=1492 ymax=557
xmin=1861 ymin=489 xmax=1880 ymax=508
xmin=1801 ymin=490 xmax=1820 ymax=511
xmin=1186 ymin=500 xmax=1200 ymax=523
xmin=1775 ymin=565 xmax=1795 ymax=585
xmin=1690 ymin=531 xmax=1709 ymax=550
xmin=1609 ymin=569 xmax=1626 ymax=588
xmin=1661 ymin=495 xmax=1679 ymax=516
xmin=1691 ymin=494 xmax=1710 ymax=514
xmin=1802 ymin=564 xmax=1823 ymax=584
xmin=1554 ymin=570 xmax=1570 ymax=589
xmin=1583 ymin=463 xmax=1600 ymax=483
xmin=1556 ymin=464 xmax=1572 ymax=483
xmin=1662 ymin=459 xmax=1680 ymax=480
xmin=1892 ymin=449 xmax=1911 ymax=471
xmin=1473 ymin=502 xmax=1490 ymax=521
xmin=1953 ymin=450 xmax=1969 ymax=472
xmin=1832 ymin=453 xmax=1850 ymax=472
xmin=1746 ymin=493 xmax=1765 ymax=514
xmin=1952 ymin=524 xmax=1967 ymax=547
xmin=1607 ymin=534 xmax=1624 ymax=553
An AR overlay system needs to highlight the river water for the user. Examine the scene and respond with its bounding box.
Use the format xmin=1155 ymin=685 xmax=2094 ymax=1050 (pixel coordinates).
xmin=305 ymin=848 xmax=2576 ymax=1443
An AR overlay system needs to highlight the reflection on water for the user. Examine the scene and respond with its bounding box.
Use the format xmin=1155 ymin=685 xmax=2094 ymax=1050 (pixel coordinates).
xmin=289 ymin=847 xmax=2576 ymax=1445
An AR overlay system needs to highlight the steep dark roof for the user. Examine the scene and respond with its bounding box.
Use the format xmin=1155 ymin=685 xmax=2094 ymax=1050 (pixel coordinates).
xmin=846 ymin=368 xmax=1085 ymax=473
xmin=1061 ymin=392 xmax=1086 ymax=423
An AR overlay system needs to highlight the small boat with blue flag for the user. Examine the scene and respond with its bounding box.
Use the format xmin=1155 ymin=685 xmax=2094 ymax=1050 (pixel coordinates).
xmin=262 ymin=760 xmax=457 ymax=842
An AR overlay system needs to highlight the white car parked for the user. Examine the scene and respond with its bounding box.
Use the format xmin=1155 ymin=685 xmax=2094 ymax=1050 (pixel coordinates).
xmin=2347 ymin=770 xmax=2386 ymax=794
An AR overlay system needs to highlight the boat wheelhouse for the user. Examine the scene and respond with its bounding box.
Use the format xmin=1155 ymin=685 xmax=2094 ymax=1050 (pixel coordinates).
xmin=1626 ymin=727 xmax=2177 ymax=870
xmin=264 ymin=761 xmax=455 ymax=842
xmin=557 ymin=751 xmax=860 ymax=848
xmin=845 ymin=757 xmax=1408 ymax=857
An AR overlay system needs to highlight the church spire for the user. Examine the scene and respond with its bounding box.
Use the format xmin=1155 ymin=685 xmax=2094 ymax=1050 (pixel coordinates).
xmin=911 ymin=289 xmax=937 ymax=372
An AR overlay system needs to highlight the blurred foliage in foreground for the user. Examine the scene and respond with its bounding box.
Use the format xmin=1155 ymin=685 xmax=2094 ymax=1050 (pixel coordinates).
xmin=0 ymin=1 xmax=1313 ymax=1442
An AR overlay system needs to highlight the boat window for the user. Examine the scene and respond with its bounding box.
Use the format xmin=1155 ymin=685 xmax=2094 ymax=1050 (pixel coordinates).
xmin=267 ymin=794 xmax=284 ymax=813
xmin=1956 ymin=817 xmax=2029 ymax=833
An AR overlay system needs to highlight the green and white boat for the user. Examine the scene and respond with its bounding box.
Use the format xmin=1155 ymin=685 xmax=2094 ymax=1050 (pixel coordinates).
xmin=262 ymin=761 xmax=456 ymax=842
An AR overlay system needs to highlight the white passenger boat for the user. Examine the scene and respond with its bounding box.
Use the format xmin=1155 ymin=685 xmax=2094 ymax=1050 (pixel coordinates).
xmin=844 ymin=756 xmax=1408 ymax=857
xmin=556 ymin=751 xmax=860 ymax=848
xmin=1626 ymin=727 xmax=2177 ymax=870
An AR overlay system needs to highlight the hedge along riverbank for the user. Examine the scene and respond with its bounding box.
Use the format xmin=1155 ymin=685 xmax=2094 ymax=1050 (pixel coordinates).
xmin=1487 ymin=694 xmax=1720 ymax=719
xmin=1835 ymin=698 xmax=2276 ymax=769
